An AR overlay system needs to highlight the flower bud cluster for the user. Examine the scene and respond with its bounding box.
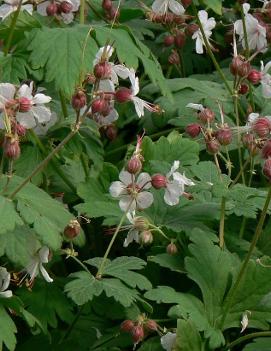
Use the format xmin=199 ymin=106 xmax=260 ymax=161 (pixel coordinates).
xmin=120 ymin=316 xmax=158 ymax=345
xmin=102 ymin=0 xmax=120 ymax=21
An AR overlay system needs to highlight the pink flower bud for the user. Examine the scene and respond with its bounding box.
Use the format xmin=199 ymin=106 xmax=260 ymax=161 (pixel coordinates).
xmin=91 ymin=99 xmax=107 ymax=113
xmin=127 ymin=157 xmax=142 ymax=174
xmin=64 ymin=219 xmax=81 ymax=239
xmin=185 ymin=23 xmax=199 ymax=36
xmin=59 ymin=1 xmax=73 ymax=13
xmin=263 ymin=158 xmax=271 ymax=181
xmin=239 ymin=84 xmax=249 ymax=95
xmin=18 ymin=97 xmax=32 ymax=112
xmin=105 ymin=124 xmax=117 ymax=140
xmin=198 ymin=108 xmax=215 ymax=123
xmin=102 ymin=0 xmax=112 ymax=11
xmin=46 ymin=2 xmax=58 ymax=16
xmin=131 ymin=325 xmax=144 ymax=344
xmin=140 ymin=230 xmax=153 ymax=245
xmin=94 ymin=62 xmax=112 ymax=79
xmin=230 ymin=56 xmax=251 ymax=77
xmin=215 ymin=127 xmax=232 ymax=145
xmin=3 ymin=136 xmax=21 ymax=160
xmin=262 ymin=140 xmax=271 ymax=159
xmin=185 ymin=123 xmax=201 ymax=138
xmin=206 ymin=138 xmax=220 ymax=154
xmin=253 ymin=117 xmax=271 ymax=137
xmin=120 ymin=320 xmax=134 ymax=333
xmin=166 ymin=242 xmax=178 ymax=255
xmin=174 ymin=31 xmax=186 ymax=48
xmin=242 ymin=133 xmax=254 ymax=148
xmin=247 ymin=70 xmax=262 ymax=84
xmin=115 ymin=87 xmax=132 ymax=103
xmin=182 ymin=0 xmax=192 ymax=7
xmin=72 ymin=90 xmax=86 ymax=110
xmin=106 ymin=6 xmax=120 ymax=20
xmin=145 ymin=320 xmax=158 ymax=332
xmin=151 ymin=174 xmax=167 ymax=189
xmin=14 ymin=123 xmax=26 ymax=137
xmin=164 ymin=35 xmax=175 ymax=47
xmin=168 ymin=50 xmax=180 ymax=65
xmin=134 ymin=217 xmax=149 ymax=231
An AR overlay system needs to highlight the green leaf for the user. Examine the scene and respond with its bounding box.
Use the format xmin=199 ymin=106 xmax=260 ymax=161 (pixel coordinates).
xmin=201 ymin=0 xmax=222 ymax=15
xmin=174 ymin=319 xmax=202 ymax=351
xmin=148 ymin=253 xmax=185 ymax=273
xmin=0 ymin=305 xmax=17 ymax=351
xmin=0 ymin=52 xmax=28 ymax=83
xmin=28 ymin=26 xmax=98 ymax=96
xmin=85 ymin=256 xmax=152 ymax=290
xmin=137 ymin=337 xmax=163 ymax=350
xmin=242 ymin=337 xmax=271 ymax=351
xmin=65 ymin=271 xmax=139 ymax=307
xmin=18 ymin=280 xmax=74 ymax=332
xmin=0 ymin=195 xmax=23 ymax=234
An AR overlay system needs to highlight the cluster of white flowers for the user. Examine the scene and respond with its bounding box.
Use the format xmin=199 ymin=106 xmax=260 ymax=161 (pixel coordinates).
xmin=192 ymin=10 xmax=216 ymax=54
xmin=261 ymin=61 xmax=271 ymax=98
xmin=0 ymin=82 xmax=54 ymax=131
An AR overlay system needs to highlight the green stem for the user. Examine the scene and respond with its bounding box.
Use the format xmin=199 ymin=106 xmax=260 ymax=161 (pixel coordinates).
xmin=219 ymin=197 xmax=226 ymax=248
xmin=8 ymin=126 xmax=80 ymax=199
xmin=219 ymin=186 xmax=271 ymax=329
xmin=234 ymin=94 xmax=245 ymax=184
xmin=59 ymin=306 xmax=84 ymax=343
xmin=69 ymin=255 xmax=90 ymax=273
xmin=3 ymin=0 xmax=23 ymax=56
xmin=149 ymin=225 xmax=171 ymax=241
xmin=59 ymin=91 xmax=68 ymax=119
xmin=226 ymin=331 xmax=271 ymax=350
xmin=231 ymin=157 xmax=251 ymax=186
xmin=79 ymin=0 xmax=85 ymax=24
xmin=193 ymin=5 xmax=232 ymax=96
xmin=96 ymin=210 xmax=129 ymax=278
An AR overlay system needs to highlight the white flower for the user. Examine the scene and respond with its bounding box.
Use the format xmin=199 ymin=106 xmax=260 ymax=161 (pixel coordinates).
xmin=109 ymin=170 xmax=153 ymax=211
xmin=241 ymin=311 xmax=251 ymax=333
xmin=192 ymin=10 xmax=216 ymax=54
xmin=0 ymin=0 xmax=32 ymax=20
xmin=186 ymin=103 xmax=205 ymax=111
xmin=0 ymin=267 xmax=12 ymax=298
xmin=128 ymin=69 xmax=160 ymax=118
xmin=261 ymin=61 xmax=271 ymax=98
xmin=33 ymin=111 xmax=58 ymax=135
xmin=163 ymin=161 xmax=194 ymax=206
xmin=123 ymin=212 xmax=141 ymax=247
xmin=161 ymin=332 xmax=176 ymax=351
xmin=234 ymin=3 xmax=267 ymax=52
xmin=151 ymin=0 xmax=185 ymax=16
xmin=25 ymin=246 xmax=53 ymax=284
xmin=16 ymin=82 xmax=52 ymax=129
xmin=37 ymin=0 xmax=80 ymax=24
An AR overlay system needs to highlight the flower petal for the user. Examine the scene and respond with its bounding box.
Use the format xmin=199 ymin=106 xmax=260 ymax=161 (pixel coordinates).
xmin=31 ymin=105 xmax=52 ymax=123
xmin=16 ymin=112 xmax=36 ymax=129
xmin=119 ymin=170 xmax=132 ymax=186
xmin=39 ymin=264 xmax=53 ymax=283
xmin=169 ymin=0 xmax=184 ymax=15
xmin=0 ymin=4 xmax=14 ymax=19
xmin=0 ymin=83 xmax=16 ymax=104
xmin=123 ymin=228 xmax=139 ymax=247
xmin=109 ymin=181 xmax=126 ymax=197
xmin=18 ymin=84 xmax=33 ymax=99
xmin=186 ymin=103 xmax=204 ymax=111
xmin=33 ymin=93 xmax=51 ymax=105
xmin=164 ymin=181 xmax=182 ymax=206
xmin=161 ymin=332 xmax=177 ymax=351
xmin=136 ymin=172 xmax=152 ymax=189
xmin=151 ymin=0 xmax=167 ymax=14
xmin=0 ymin=290 xmax=12 ymax=298
xmin=36 ymin=1 xmax=49 ymax=16
xmin=119 ymin=195 xmax=136 ymax=212
xmin=39 ymin=246 xmax=50 ymax=263
xmin=137 ymin=191 xmax=153 ymax=209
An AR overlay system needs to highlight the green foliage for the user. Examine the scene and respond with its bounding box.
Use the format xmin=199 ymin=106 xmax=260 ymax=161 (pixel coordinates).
xmin=242 ymin=337 xmax=271 ymax=351
xmin=0 ymin=305 xmax=17 ymax=351
xmin=174 ymin=319 xmax=203 ymax=351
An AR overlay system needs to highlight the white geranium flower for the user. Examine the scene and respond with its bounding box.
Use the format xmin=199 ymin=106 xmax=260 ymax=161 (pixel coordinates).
xmin=151 ymin=0 xmax=185 ymax=16
xmin=234 ymin=3 xmax=267 ymax=52
xmin=192 ymin=10 xmax=216 ymax=54
xmin=123 ymin=211 xmax=141 ymax=247
xmin=186 ymin=103 xmax=205 ymax=111
xmin=16 ymin=82 xmax=52 ymax=129
xmin=37 ymin=0 xmax=80 ymax=24
xmin=109 ymin=170 xmax=153 ymax=211
xmin=128 ymin=69 xmax=160 ymax=118
xmin=25 ymin=246 xmax=53 ymax=284
xmin=241 ymin=311 xmax=251 ymax=333
xmin=161 ymin=332 xmax=176 ymax=351
xmin=261 ymin=61 xmax=271 ymax=98
xmin=163 ymin=161 xmax=195 ymax=206
xmin=0 ymin=267 xmax=12 ymax=298
xmin=0 ymin=0 xmax=32 ymax=20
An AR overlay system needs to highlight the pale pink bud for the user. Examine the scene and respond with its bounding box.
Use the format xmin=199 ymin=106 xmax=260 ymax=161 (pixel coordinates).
xmin=145 ymin=319 xmax=158 ymax=332
xmin=64 ymin=219 xmax=81 ymax=239
xmin=151 ymin=174 xmax=167 ymax=189
xmin=94 ymin=62 xmax=112 ymax=79
xmin=253 ymin=117 xmax=271 ymax=138
xmin=115 ymin=87 xmax=132 ymax=103
xmin=215 ymin=127 xmax=232 ymax=145
xmin=18 ymin=97 xmax=32 ymax=112
xmin=102 ymin=0 xmax=112 ymax=10
xmin=247 ymin=70 xmax=262 ymax=84
xmin=3 ymin=136 xmax=21 ymax=160
xmin=46 ymin=2 xmax=58 ymax=15
xmin=127 ymin=157 xmax=142 ymax=174
xmin=131 ymin=325 xmax=144 ymax=344
xmin=72 ymin=90 xmax=86 ymax=110
xmin=206 ymin=138 xmax=220 ymax=154
xmin=120 ymin=320 xmax=134 ymax=333
xmin=198 ymin=108 xmax=215 ymax=123
xmin=185 ymin=123 xmax=201 ymax=138
xmin=140 ymin=230 xmax=153 ymax=245
xmin=91 ymin=99 xmax=107 ymax=113
xmin=166 ymin=242 xmax=178 ymax=255
xmin=60 ymin=1 xmax=73 ymax=13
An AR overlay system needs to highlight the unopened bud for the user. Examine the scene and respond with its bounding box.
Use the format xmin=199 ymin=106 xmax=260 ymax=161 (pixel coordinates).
xmin=185 ymin=123 xmax=201 ymax=138
xmin=115 ymin=87 xmax=132 ymax=103
xmin=140 ymin=230 xmax=153 ymax=245
xmin=72 ymin=90 xmax=86 ymax=110
xmin=3 ymin=136 xmax=20 ymax=160
xmin=206 ymin=138 xmax=220 ymax=154
xmin=247 ymin=70 xmax=262 ymax=84
xmin=18 ymin=97 xmax=32 ymax=112
xmin=145 ymin=319 xmax=158 ymax=332
xmin=120 ymin=319 xmax=134 ymax=333
xmin=198 ymin=108 xmax=215 ymax=123
xmin=253 ymin=117 xmax=271 ymax=138
xmin=64 ymin=219 xmax=81 ymax=239
xmin=133 ymin=216 xmax=149 ymax=231
xmin=262 ymin=140 xmax=271 ymax=159
xmin=105 ymin=124 xmax=117 ymax=140
xmin=94 ymin=62 xmax=112 ymax=79
xmin=215 ymin=127 xmax=232 ymax=145
xmin=131 ymin=325 xmax=144 ymax=344
xmin=242 ymin=133 xmax=254 ymax=148
xmin=168 ymin=50 xmax=180 ymax=65
xmin=230 ymin=56 xmax=251 ymax=77
xmin=127 ymin=157 xmax=142 ymax=174
xmin=46 ymin=2 xmax=58 ymax=15
xmin=166 ymin=242 xmax=178 ymax=255
xmin=91 ymin=98 xmax=107 ymax=113
xmin=164 ymin=35 xmax=175 ymax=47
xmin=106 ymin=6 xmax=120 ymax=20
xmin=102 ymin=0 xmax=112 ymax=11
xmin=174 ymin=30 xmax=186 ymax=48
xmin=185 ymin=23 xmax=199 ymax=36
xmin=151 ymin=174 xmax=167 ymax=189
xmin=239 ymin=83 xmax=249 ymax=95
xmin=60 ymin=1 xmax=73 ymax=13
xmin=263 ymin=158 xmax=271 ymax=181
xmin=14 ymin=123 xmax=26 ymax=137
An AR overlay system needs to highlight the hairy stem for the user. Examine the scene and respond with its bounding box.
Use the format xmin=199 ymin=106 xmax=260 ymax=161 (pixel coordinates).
xmin=226 ymin=331 xmax=271 ymax=350
xmin=219 ymin=186 xmax=271 ymax=328
xmin=219 ymin=197 xmax=226 ymax=248
xmin=233 ymin=94 xmax=245 ymax=184
xmin=4 ymin=0 xmax=23 ymax=56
